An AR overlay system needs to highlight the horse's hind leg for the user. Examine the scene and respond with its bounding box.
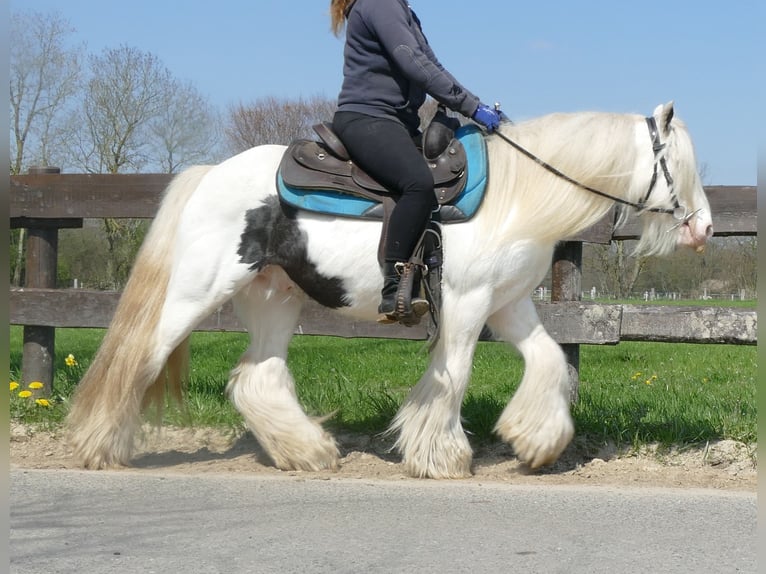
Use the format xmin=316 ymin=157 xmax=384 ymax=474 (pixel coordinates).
xmin=487 ymin=297 xmax=574 ymax=468
xmin=226 ymin=266 xmax=339 ymax=471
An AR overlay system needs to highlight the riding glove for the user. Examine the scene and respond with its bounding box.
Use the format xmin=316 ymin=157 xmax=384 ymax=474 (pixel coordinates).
xmin=472 ymin=103 xmax=502 ymax=132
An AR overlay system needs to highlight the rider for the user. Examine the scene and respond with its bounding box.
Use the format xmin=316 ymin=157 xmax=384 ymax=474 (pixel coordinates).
xmin=330 ymin=0 xmax=502 ymax=325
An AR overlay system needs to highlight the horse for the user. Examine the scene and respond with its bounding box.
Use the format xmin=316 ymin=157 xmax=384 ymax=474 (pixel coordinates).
xmin=65 ymin=102 xmax=713 ymax=479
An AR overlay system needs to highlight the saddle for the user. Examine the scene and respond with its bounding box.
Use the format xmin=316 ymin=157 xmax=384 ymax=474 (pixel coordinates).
xmin=277 ymin=115 xmax=488 ymax=225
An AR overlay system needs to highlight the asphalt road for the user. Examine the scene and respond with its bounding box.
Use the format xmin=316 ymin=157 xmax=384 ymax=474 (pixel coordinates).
xmin=10 ymin=469 xmax=756 ymax=574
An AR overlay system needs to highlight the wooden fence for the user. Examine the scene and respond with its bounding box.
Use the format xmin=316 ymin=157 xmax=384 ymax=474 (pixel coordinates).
xmin=10 ymin=169 xmax=757 ymax=395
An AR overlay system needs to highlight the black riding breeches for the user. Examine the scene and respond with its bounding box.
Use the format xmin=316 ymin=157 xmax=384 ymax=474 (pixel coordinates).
xmin=332 ymin=111 xmax=436 ymax=262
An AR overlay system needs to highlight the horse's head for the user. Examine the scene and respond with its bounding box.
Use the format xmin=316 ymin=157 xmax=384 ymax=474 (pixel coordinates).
xmin=633 ymin=102 xmax=714 ymax=256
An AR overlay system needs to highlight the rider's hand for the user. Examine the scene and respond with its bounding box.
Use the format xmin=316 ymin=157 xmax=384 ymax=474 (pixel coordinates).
xmin=472 ymin=103 xmax=502 ymax=132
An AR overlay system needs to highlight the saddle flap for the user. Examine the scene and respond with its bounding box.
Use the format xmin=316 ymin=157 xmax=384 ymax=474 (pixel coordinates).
xmin=280 ymin=140 xmax=393 ymax=201
xmin=351 ymin=165 xmax=388 ymax=193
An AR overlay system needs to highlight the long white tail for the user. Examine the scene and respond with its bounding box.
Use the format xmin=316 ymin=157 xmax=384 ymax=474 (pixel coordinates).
xmin=66 ymin=166 xmax=212 ymax=468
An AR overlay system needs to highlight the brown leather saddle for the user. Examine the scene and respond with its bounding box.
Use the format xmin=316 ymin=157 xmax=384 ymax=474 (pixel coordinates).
xmin=278 ymin=116 xmax=469 ymax=223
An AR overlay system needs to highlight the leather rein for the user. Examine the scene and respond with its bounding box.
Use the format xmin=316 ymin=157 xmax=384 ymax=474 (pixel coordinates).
xmin=490 ymin=116 xmax=697 ymax=223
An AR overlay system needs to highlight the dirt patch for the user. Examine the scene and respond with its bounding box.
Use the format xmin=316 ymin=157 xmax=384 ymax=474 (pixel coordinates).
xmin=10 ymin=423 xmax=756 ymax=490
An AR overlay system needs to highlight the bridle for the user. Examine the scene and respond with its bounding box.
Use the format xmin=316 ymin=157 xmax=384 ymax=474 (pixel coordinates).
xmin=490 ymin=115 xmax=701 ymax=227
xmin=642 ymin=116 xmax=678 ymax=215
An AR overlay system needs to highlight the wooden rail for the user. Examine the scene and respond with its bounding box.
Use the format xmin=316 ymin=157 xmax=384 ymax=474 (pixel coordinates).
xmin=10 ymin=171 xmax=758 ymax=394
xmin=9 ymin=288 xmax=756 ymax=346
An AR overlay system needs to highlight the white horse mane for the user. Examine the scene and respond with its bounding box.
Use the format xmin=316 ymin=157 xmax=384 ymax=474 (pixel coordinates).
xmin=478 ymin=110 xmax=700 ymax=256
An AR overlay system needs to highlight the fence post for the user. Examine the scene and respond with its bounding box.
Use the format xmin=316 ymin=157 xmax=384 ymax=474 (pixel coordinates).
xmin=551 ymin=240 xmax=582 ymax=403
xmin=21 ymin=166 xmax=61 ymax=395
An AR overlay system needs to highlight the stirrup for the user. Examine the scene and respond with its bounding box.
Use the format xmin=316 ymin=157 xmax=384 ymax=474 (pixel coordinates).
xmin=377 ymin=298 xmax=429 ymax=326
xmin=394 ymin=261 xmax=430 ymax=326
xmin=376 ymin=261 xmax=430 ymax=326
xmin=377 ymin=302 xmax=429 ymax=326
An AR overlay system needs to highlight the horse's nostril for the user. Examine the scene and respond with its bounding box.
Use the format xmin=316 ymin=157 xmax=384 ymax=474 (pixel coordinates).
xmin=706 ymin=224 xmax=714 ymax=238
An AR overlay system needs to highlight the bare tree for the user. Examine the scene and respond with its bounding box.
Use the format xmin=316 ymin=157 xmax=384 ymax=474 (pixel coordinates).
xmin=9 ymin=10 xmax=82 ymax=287
xmin=728 ymin=237 xmax=757 ymax=295
xmin=149 ymin=79 xmax=221 ymax=173
xmin=585 ymin=242 xmax=646 ymax=298
xmin=9 ymin=10 xmax=82 ymax=174
xmin=222 ymin=95 xmax=462 ymax=158
xmin=223 ymin=95 xmax=335 ymax=153
xmin=69 ymin=45 xmax=173 ymax=173
xmin=62 ymin=46 xmax=177 ymax=287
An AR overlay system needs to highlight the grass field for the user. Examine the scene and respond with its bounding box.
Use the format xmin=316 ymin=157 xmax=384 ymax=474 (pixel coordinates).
xmin=9 ymin=323 xmax=756 ymax=450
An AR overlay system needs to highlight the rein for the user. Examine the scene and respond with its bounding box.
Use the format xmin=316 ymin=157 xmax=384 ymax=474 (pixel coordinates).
xmin=490 ymin=116 xmax=686 ymax=219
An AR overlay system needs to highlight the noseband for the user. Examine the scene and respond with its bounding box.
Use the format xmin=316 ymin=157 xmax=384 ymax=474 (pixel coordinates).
xmin=492 ymin=116 xmax=697 ymax=223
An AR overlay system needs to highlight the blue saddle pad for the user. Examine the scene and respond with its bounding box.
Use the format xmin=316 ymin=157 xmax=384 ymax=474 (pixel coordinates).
xmin=277 ymin=125 xmax=488 ymax=222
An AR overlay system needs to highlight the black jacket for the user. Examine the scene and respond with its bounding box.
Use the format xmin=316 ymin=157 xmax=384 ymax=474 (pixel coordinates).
xmin=336 ymin=0 xmax=480 ymax=131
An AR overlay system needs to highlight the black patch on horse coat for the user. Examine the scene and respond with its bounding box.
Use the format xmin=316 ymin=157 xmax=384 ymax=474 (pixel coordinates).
xmin=237 ymin=196 xmax=350 ymax=309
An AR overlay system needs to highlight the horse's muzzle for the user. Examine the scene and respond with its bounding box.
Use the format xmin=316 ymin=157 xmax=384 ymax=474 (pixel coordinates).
xmin=677 ymin=213 xmax=714 ymax=252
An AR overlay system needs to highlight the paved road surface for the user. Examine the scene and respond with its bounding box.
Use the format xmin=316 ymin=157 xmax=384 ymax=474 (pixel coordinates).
xmin=10 ymin=469 xmax=756 ymax=574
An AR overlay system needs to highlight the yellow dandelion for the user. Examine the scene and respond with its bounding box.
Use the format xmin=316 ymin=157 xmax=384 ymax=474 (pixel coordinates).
xmin=10 ymin=381 xmax=19 ymax=392
xmin=65 ymin=354 xmax=78 ymax=367
xmin=28 ymin=381 xmax=44 ymax=390
xmin=631 ymin=372 xmax=642 ymax=381
xmin=35 ymin=398 xmax=51 ymax=407
xmin=18 ymin=390 xmax=33 ymax=399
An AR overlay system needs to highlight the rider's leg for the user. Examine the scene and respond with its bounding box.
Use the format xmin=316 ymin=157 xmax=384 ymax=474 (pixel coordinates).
xmin=332 ymin=112 xmax=434 ymax=323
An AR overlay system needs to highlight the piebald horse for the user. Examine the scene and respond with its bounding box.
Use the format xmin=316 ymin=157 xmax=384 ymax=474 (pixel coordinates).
xmin=66 ymin=102 xmax=712 ymax=478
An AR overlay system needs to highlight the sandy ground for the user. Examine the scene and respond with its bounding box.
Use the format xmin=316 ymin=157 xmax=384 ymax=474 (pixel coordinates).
xmin=10 ymin=423 xmax=756 ymax=491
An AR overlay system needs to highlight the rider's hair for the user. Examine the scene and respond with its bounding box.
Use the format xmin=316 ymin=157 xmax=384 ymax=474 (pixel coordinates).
xmin=330 ymin=0 xmax=355 ymax=37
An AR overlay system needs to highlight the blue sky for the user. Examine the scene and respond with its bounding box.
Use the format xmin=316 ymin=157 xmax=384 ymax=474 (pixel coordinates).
xmin=9 ymin=0 xmax=760 ymax=185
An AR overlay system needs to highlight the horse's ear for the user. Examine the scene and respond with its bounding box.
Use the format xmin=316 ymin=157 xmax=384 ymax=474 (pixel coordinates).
xmin=652 ymin=101 xmax=675 ymax=136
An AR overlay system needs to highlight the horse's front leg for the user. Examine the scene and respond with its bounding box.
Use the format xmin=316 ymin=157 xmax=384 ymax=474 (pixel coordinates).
xmin=487 ymin=297 xmax=574 ymax=469
xmin=389 ymin=288 xmax=490 ymax=479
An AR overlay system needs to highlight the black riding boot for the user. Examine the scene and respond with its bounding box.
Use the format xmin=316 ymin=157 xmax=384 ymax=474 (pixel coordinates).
xmin=377 ymin=262 xmax=401 ymax=324
xmin=377 ymin=261 xmax=430 ymax=326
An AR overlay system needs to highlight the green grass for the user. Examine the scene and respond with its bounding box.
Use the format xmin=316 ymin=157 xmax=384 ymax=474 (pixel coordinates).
xmin=9 ymin=326 xmax=757 ymax=449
